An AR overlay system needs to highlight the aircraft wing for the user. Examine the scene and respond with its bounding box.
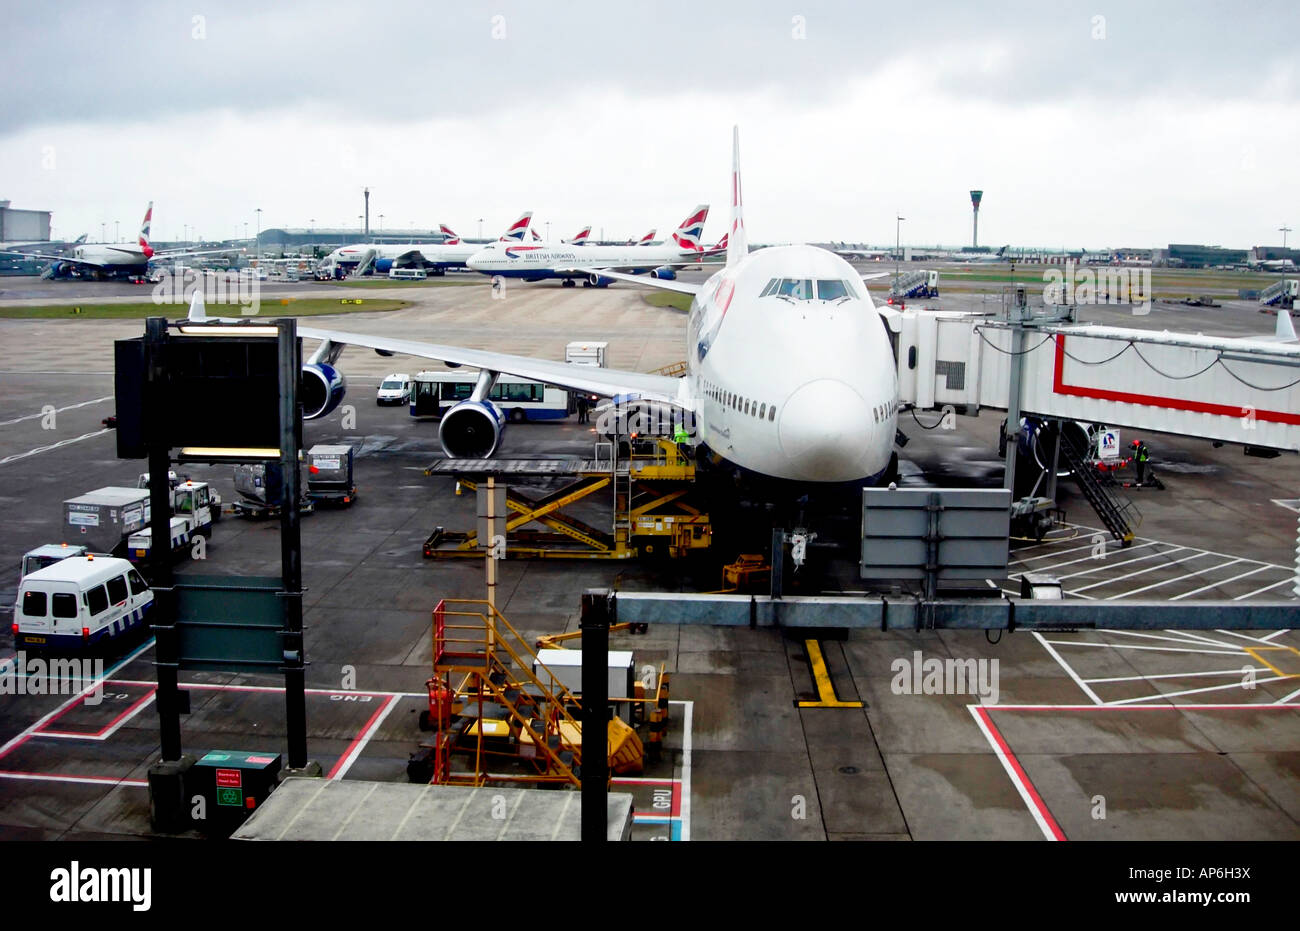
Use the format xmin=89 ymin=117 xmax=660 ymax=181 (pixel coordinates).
xmin=572 ymin=267 xmax=702 ymax=295
xmin=152 ymin=246 xmax=246 ymax=261
xmin=299 ymin=325 xmax=694 ymax=408
xmin=0 ymin=248 xmax=88 ymax=263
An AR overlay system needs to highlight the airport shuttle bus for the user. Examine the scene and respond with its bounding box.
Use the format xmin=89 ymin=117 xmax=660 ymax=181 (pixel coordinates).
xmin=410 ymin=372 xmax=570 ymax=423
xmin=13 ymin=555 xmax=153 ymax=650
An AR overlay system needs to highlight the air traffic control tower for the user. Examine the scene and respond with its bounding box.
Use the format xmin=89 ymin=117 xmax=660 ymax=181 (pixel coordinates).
xmin=970 ymin=190 xmax=983 ymax=249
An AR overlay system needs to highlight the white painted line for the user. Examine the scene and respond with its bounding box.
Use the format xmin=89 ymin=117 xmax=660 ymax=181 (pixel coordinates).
xmin=1013 ymin=540 xmax=1159 ymax=574
xmin=1100 ymin=630 xmax=1246 ymax=650
xmin=1072 ymin=550 xmax=1209 ymax=592
xmin=1041 ymin=640 xmax=1245 ymax=656
xmin=1069 ymin=524 xmax=1282 ymax=569
xmin=329 ymin=694 xmax=399 ymax=781
xmin=1054 ymin=546 xmax=1186 ymax=582
xmin=1083 ymin=667 xmax=1269 ymax=684
xmin=1234 ymin=579 xmax=1297 ymax=600
xmin=1279 ymin=685 xmax=1300 ymax=703
xmin=0 ymin=771 xmax=148 ymax=788
xmin=0 ymin=395 xmax=112 ymax=427
xmin=1114 ymin=558 xmax=1243 ymax=599
xmin=1215 ymin=629 xmax=1299 ymax=647
xmin=1107 ymin=674 xmax=1294 ymax=705
xmin=1166 ymin=629 xmax=1256 ymax=649
xmin=1171 ymin=565 xmax=1272 ymax=601
xmin=1260 ymin=630 xmax=1291 ymax=642
xmin=967 ymin=705 xmax=1059 ymax=841
xmin=1032 ymin=632 xmax=1104 ymax=705
xmin=0 ymin=428 xmax=110 ymax=467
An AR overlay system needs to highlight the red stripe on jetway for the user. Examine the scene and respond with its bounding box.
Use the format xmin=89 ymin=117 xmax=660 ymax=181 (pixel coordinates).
xmin=1053 ymin=335 xmax=1300 ymax=425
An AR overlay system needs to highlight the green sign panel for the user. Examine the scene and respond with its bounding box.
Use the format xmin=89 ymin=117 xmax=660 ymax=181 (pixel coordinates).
xmin=172 ymin=574 xmax=287 ymax=673
xmin=217 ymin=787 xmax=244 ymax=808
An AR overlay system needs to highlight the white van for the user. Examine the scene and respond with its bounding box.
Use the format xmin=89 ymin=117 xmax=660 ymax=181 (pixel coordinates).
xmin=387 ymin=267 xmax=427 ymax=280
xmin=376 ymin=373 xmax=412 ymax=405
xmin=13 ymin=556 xmax=153 ymax=650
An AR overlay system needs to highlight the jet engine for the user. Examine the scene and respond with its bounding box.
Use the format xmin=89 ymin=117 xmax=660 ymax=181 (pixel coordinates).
xmin=650 ymin=266 xmax=677 ymax=280
xmin=300 ymin=362 xmax=347 ymax=420
xmin=438 ymin=400 xmax=504 ymax=459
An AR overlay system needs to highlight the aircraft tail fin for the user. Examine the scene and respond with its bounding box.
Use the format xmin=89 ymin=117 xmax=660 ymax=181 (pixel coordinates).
xmin=499 ymin=211 xmax=533 ymax=242
xmin=570 ymin=226 xmax=592 ymax=246
xmin=637 ymin=228 xmax=656 ymax=246
xmin=187 ymin=288 xmax=206 ymax=322
xmin=439 ymin=224 xmax=461 ymax=245
xmin=138 ymin=202 xmax=155 ymax=258
xmin=671 ymin=206 xmax=708 ymax=253
xmin=726 ymin=126 xmax=747 ymax=269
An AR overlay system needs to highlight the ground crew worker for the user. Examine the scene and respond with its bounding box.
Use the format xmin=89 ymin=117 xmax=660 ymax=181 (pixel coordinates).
xmin=575 ymin=394 xmax=590 ymax=424
xmin=1132 ymin=439 xmax=1150 ymax=485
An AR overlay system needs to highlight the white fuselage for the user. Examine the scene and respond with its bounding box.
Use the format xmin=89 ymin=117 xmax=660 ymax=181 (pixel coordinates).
xmin=466 ymin=240 xmax=695 ymax=277
xmin=65 ymin=244 xmax=149 ymax=268
xmin=328 ymin=241 xmax=481 ymax=268
xmin=683 ymin=245 xmax=899 ymax=483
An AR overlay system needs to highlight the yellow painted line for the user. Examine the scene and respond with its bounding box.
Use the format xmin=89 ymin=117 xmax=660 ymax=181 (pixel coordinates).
xmin=796 ymin=640 xmax=863 ymax=708
xmin=1244 ymin=645 xmax=1300 ymax=679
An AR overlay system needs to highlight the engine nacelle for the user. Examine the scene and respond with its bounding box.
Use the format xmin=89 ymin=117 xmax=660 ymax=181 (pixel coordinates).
xmin=650 ymin=266 xmax=677 ymax=280
xmin=300 ymin=362 xmax=347 ymax=420
xmin=374 ymin=258 xmax=394 ymax=273
xmin=587 ymin=273 xmax=614 ymax=287
xmin=1018 ymin=418 xmax=1093 ymax=477
xmin=439 ymin=400 xmax=504 ymax=459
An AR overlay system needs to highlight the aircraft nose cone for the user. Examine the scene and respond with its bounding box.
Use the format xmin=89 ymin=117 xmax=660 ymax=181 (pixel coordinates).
xmin=778 ymin=379 xmax=873 ymax=481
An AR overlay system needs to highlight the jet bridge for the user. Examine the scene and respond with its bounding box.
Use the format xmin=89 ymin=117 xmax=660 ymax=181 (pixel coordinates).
xmin=894 ymin=299 xmax=1300 ymax=454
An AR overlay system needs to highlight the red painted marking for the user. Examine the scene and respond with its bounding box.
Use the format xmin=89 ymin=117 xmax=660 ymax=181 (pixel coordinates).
xmin=975 ymin=705 xmax=1067 ymax=841
xmin=326 ymin=694 xmax=396 ymax=779
xmin=1053 ymin=334 xmax=1300 ymax=425
xmin=215 ymin=769 xmax=242 ymax=788
xmin=34 ymin=688 xmax=156 ymax=739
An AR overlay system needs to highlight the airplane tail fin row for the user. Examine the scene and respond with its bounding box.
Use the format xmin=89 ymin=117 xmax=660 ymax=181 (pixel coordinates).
xmin=439 ymin=224 xmax=461 ymax=245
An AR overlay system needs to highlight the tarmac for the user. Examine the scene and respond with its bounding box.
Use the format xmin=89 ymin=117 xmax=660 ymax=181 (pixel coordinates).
xmin=0 ymin=271 xmax=1296 ymax=841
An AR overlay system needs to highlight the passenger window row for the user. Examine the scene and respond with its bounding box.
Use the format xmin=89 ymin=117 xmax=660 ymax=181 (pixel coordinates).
xmin=703 ymin=379 xmax=777 ymax=422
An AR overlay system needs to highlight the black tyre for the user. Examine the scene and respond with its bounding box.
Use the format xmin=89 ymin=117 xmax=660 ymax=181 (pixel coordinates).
xmin=509 ymin=408 xmax=526 ymax=424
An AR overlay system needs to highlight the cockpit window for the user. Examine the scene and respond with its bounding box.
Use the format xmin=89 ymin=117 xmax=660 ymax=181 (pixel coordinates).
xmin=761 ymin=278 xmax=858 ymax=302
xmin=816 ymin=279 xmax=857 ymax=301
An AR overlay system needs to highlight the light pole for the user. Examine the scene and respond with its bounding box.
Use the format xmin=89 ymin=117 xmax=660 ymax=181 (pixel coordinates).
xmin=895 ymin=214 xmax=905 ymax=289
xmin=379 ymin=214 xmax=384 ymax=238
xmin=255 ymin=208 xmax=262 ymax=263
xmin=545 ymin=221 xmax=551 ymax=242
xmin=1280 ymin=225 xmax=1292 ymax=249
xmin=100 ymin=222 xmax=106 ymax=243
xmin=478 ymin=218 xmax=484 ymax=239
xmin=115 ymin=220 xmax=119 ymax=243
xmin=358 ymin=215 xmax=363 ymax=239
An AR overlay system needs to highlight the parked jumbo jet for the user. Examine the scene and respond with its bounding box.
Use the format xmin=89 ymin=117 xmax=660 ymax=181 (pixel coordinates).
xmin=188 ymin=127 xmax=901 ymax=486
xmin=1 ymin=205 xmax=239 ymax=279
xmin=322 ymin=212 xmax=534 ymax=275
xmin=465 ymin=206 xmax=710 ymax=286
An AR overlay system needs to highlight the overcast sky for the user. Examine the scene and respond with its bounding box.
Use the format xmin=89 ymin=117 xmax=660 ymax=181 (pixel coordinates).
xmin=3 ymin=0 xmax=1297 ymax=248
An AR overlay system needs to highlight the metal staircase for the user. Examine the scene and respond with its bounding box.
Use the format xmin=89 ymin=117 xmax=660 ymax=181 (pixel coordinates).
xmin=1059 ymin=430 xmax=1138 ymax=546
xmin=428 ymin=599 xmax=586 ymax=786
